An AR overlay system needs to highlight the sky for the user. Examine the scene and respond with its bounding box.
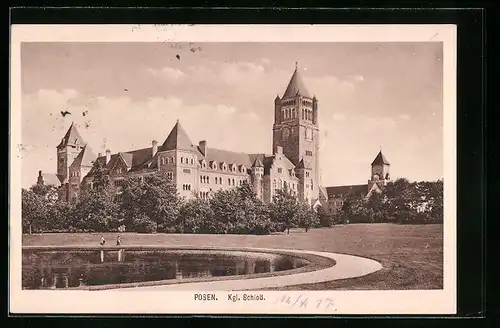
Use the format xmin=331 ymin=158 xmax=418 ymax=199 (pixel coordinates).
xmin=20 ymin=42 xmax=443 ymax=188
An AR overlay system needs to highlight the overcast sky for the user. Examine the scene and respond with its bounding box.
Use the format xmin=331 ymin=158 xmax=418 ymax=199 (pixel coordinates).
xmin=20 ymin=42 xmax=443 ymax=188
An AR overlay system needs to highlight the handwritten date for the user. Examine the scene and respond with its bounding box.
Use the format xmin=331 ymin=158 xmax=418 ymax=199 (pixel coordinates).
xmin=276 ymin=294 xmax=336 ymax=312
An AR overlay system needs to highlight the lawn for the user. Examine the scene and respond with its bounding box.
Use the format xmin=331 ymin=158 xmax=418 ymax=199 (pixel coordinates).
xmin=22 ymin=223 xmax=443 ymax=290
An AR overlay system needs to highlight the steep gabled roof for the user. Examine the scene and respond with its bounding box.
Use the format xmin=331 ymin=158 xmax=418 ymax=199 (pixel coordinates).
xmin=160 ymin=120 xmax=196 ymax=152
xmin=326 ymin=184 xmax=368 ymax=198
xmin=282 ymin=66 xmax=311 ymax=99
xmin=57 ymin=122 xmax=86 ymax=148
xmin=251 ymin=157 xmax=264 ymax=167
xmin=71 ymin=145 xmax=97 ymax=168
xmin=39 ymin=173 xmax=62 ymax=187
xmin=295 ymin=158 xmax=312 ymax=170
xmin=371 ymin=150 xmax=390 ymax=165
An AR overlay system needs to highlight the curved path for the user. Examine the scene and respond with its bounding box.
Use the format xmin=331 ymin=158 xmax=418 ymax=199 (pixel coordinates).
xmin=107 ymin=247 xmax=383 ymax=291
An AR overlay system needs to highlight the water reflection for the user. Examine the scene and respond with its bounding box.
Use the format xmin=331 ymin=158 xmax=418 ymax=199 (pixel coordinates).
xmin=22 ymin=250 xmax=306 ymax=289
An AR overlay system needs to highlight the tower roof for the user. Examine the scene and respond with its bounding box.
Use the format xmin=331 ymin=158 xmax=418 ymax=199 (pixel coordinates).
xmin=251 ymin=157 xmax=264 ymax=167
xmin=371 ymin=150 xmax=390 ymax=165
xmin=57 ymin=122 xmax=86 ymax=148
xmin=160 ymin=120 xmax=196 ymax=151
xmin=282 ymin=64 xmax=311 ymax=99
xmin=71 ymin=145 xmax=97 ymax=167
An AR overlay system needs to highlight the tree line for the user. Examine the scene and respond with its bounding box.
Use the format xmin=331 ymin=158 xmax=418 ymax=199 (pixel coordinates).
xmin=21 ymin=161 xmax=443 ymax=235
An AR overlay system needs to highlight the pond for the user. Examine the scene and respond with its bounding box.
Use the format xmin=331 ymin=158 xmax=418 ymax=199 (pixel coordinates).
xmin=22 ymin=248 xmax=309 ymax=289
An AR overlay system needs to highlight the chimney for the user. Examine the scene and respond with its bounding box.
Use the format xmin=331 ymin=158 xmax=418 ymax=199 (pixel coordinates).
xmin=276 ymin=146 xmax=283 ymax=154
xmin=37 ymin=171 xmax=43 ymax=185
xmin=105 ymin=149 xmax=111 ymax=165
xmin=152 ymin=140 xmax=158 ymax=157
xmin=199 ymin=140 xmax=207 ymax=157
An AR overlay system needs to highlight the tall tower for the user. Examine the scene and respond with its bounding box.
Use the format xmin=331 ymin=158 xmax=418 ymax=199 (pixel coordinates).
xmin=56 ymin=122 xmax=86 ymax=183
xmin=251 ymin=157 xmax=264 ymax=200
xmin=272 ymin=63 xmax=320 ymax=202
xmin=368 ymin=149 xmax=391 ymax=190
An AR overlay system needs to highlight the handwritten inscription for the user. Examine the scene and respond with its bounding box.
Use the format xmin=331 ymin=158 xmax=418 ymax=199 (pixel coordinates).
xmin=276 ymin=294 xmax=337 ymax=312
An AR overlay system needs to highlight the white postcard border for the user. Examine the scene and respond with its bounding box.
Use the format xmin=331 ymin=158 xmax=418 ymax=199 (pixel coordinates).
xmin=9 ymin=24 xmax=457 ymax=315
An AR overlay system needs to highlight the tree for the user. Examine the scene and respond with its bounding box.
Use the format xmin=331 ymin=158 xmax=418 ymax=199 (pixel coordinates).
xmin=22 ymin=188 xmax=48 ymax=234
xmin=269 ymin=186 xmax=299 ymax=234
xmin=179 ymin=196 xmax=217 ymax=234
xmin=118 ymin=173 xmax=180 ymax=233
xmin=30 ymin=184 xmax=59 ymax=204
xmin=316 ymin=205 xmax=339 ymax=227
xmin=69 ymin=160 xmax=119 ymax=232
xmin=295 ymin=201 xmax=319 ymax=232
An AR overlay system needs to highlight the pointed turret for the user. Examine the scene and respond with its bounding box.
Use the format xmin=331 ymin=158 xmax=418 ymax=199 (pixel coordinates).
xmin=57 ymin=122 xmax=86 ymax=148
xmin=251 ymin=157 xmax=264 ymax=168
xmin=371 ymin=150 xmax=390 ymax=166
xmin=282 ymin=63 xmax=311 ymax=99
xmin=161 ymin=120 xmax=195 ymax=151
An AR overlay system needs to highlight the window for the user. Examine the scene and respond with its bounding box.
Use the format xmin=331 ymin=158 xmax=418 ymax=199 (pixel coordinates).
xmin=232 ymin=178 xmax=235 ymax=186
xmin=114 ymin=179 xmax=125 ymax=187
xmin=306 ymin=172 xmax=310 ymax=178
xmin=191 ymin=158 xmax=194 ymax=165
xmin=277 ymin=168 xmax=283 ymax=173
xmin=200 ymin=176 xmax=203 ymax=183
xmin=167 ymin=172 xmax=174 ymax=180
xmin=182 ymin=184 xmax=191 ymax=191
xmin=207 ymin=176 xmax=210 ymax=183
xmin=183 ymin=169 xmax=191 ymax=174
xmin=273 ymin=179 xmax=277 ymax=189
xmin=305 ymin=150 xmax=313 ymax=156
xmin=311 ymin=179 xmax=314 ymax=190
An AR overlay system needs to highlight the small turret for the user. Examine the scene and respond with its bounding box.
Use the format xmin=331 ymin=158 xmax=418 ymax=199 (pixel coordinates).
xmin=251 ymin=157 xmax=264 ymax=200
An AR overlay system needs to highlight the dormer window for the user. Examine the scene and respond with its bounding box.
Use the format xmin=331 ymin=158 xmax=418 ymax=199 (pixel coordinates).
xmin=240 ymin=165 xmax=246 ymax=173
xmin=211 ymin=161 xmax=217 ymax=170
xmin=220 ymin=162 xmax=227 ymax=171
xmin=201 ymin=159 xmax=207 ymax=168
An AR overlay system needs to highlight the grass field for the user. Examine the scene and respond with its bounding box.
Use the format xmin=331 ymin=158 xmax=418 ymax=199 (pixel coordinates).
xmin=22 ymin=223 xmax=443 ymax=290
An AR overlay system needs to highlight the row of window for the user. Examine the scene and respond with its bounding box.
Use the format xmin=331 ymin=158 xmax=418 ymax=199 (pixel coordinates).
xmin=160 ymin=157 xmax=195 ymax=166
xmin=305 ymin=150 xmax=313 ymax=156
xmin=200 ymin=175 xmax=247 ymax=186
xmin=182 ymin=184 xmax=192 ymax=191
xmin=201 ymin=161 xmax=245 ymax=173
xmin=302 ymin=108 xmax=314 ymax=121
xmin=70 ymin=171 xmax=81 ymax=177
xmin=273 ymin=179 xmax=296 ymax=191
xmin=282 ymin=107 xmax=297 ymax=120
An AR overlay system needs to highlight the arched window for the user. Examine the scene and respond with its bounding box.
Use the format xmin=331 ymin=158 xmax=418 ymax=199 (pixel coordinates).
xmin=232 ymin=178 xmax=235 ymax=186
xmin=302 ymin=108 xmax=305 ymax=119
xmin=207 ymin=176 xmax=210 ymax=184
xmin=191 ymin=158 xmax=194 ymax=165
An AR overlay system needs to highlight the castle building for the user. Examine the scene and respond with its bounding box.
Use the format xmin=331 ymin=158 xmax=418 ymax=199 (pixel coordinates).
xmin=35 ymin=64 xmax=391 ymax=209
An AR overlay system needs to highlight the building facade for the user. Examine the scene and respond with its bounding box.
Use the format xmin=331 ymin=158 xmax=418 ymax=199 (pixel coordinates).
xmin=36 ymin=65 xmax=391 ymax=208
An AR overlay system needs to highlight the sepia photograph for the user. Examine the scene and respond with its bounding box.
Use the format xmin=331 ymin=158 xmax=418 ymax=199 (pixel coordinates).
xmin=10 ymin=24 xmax=457 ymax=315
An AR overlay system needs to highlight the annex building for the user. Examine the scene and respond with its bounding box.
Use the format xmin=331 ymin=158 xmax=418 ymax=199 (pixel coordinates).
xmin=36 ymin=65 xmax=392 ymax=211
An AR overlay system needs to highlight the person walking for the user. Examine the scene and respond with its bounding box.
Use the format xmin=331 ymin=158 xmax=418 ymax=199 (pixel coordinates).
xmin=100 ymin=235 xmax=106 ymax=246
xmin=116 ymin=234 xmax=122 ymax=246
